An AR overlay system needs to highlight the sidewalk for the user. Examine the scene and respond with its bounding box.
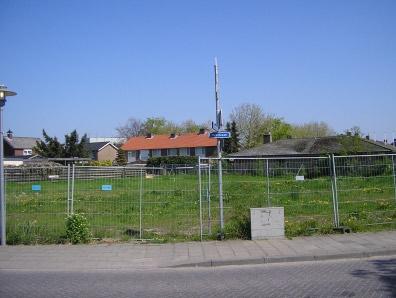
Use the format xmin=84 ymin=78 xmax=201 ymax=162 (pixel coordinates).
xmin=0 ymin=231 xmax=395 ymax=270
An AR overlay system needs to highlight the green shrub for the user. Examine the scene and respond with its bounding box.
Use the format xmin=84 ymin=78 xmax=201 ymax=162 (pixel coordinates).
xmin=65 ymin=214 xmax=92 ymax=244
xmin=88 ymin=160 xmax=113 ymax=167
xmin=224 ymin=207 xmax=251 ymax=239
xmin=146 ymin=156 xmax=198 ymax=167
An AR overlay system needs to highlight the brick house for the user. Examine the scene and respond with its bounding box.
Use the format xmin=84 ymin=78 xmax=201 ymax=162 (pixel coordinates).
xmin=86 ymin=141 xmax=118 ymax=162
xmin=121 ymin=130 xmax=217 ymax=163
xmin=4 ymin=130 xmax=40 ymax=157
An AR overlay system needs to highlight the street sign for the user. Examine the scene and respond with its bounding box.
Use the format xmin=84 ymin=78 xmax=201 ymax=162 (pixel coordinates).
xmin=209 ymin=131 xmax=231 ymax=139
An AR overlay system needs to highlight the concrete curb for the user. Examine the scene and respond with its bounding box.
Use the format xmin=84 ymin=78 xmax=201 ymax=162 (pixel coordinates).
xmin=168 ymin=249 xmax=396 ymax=268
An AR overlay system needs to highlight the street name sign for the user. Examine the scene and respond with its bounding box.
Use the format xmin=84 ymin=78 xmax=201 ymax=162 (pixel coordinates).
xmin=209 ymin=131 xmax=231 ymax=139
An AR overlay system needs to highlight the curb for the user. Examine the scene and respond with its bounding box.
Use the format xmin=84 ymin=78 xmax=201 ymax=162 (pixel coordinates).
xmin=168 ymin=249 xmax=396 ymax=268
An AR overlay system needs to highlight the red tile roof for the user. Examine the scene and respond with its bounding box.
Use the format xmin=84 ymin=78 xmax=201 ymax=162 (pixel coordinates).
xmin=121 ymin=132 xmax=217 ymax=151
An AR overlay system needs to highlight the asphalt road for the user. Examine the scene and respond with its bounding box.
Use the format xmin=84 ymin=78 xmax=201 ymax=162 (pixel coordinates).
xmin=1 ymin=256 xmax=395 ymax=298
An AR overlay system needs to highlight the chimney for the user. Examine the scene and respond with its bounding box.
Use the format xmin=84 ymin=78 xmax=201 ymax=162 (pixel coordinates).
xmin=6 ymin=129 xmax=13 ymax=139
xmin=145 ymin=133 xmax=152 ymax=139
xmin=263 ymin=132 xmax=272 ymax=144
xmin=198 ymin=128 xmax=205 ymax=135
xmin=170 ymin=133 xmax=176 ymax=139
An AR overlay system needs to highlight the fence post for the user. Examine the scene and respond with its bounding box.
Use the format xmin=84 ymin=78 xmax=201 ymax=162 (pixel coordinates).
xmin=392 ymin=155 xmax=396 ymax=203
xmin=71 ymin=164 xmax=75 ymax=214
xmin=139 ymin=168 xmax=143 ymax=240
xmin=218 ymin=157 xmax=225 ymax=239
xmin=330 ymin=154 xmax=340 ymax=228
xmin=67 ymin=164 xmax=70 ymax=216
xmin=266 ymin=159 xmax=271 ymax=207
xmin=198 ymin=157 xmax=203 ymax=241
xmin=208 ymin=162 xmax=211 ymax=235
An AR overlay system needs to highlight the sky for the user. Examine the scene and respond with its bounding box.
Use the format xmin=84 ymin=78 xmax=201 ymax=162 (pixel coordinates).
xmin=1 ymin=0 xmax=395 ymax=141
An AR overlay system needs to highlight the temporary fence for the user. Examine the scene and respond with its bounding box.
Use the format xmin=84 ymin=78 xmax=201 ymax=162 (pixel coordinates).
xmin=5 ymin=165 xmax=200 ymax=244
xmin=199 ymin=154 xmax=396 ymax=239
xmin=4 ymin=153 xmax=396 ymax=244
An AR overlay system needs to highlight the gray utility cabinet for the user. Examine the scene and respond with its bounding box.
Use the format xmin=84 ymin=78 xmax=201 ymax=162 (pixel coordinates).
xmin=250 ymin=207 xmax=284 ymax=240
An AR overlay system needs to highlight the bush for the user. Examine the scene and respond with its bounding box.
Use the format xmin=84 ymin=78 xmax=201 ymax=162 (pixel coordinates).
xmin=65 ymin=214 xmax=92 ymax=244
xmin=88 ymin=160 xmax=113 ymax=167
xmin=224 ymin=207 xmax=251 ymax=239
xmin=146 ymin=156 xmax=198 ymax=167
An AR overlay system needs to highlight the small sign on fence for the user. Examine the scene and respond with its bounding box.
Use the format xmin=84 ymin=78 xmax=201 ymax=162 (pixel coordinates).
xmin=295 ymin=176 xmax=305 ymax=181
xmin=32 ymin=185 xmax=41 ymax=191
xmin=101 ymin=185 xmax=112 ymax=191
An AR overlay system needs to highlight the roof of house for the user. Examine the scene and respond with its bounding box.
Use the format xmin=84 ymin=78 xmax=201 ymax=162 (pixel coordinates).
xmin=121 ymin=132 xmax=217 ymax=151
xmin=4 ymin=137 xmax=40 ymax=150
xmin=86 ymin=141 xmax=118 ymax=152
xmin=230 ymin=136 xmax=396 ymax=157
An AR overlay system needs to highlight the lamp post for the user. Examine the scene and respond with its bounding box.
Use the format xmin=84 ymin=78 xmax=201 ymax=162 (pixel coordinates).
xmin=0 ymin=85 xmax=17 ymax=246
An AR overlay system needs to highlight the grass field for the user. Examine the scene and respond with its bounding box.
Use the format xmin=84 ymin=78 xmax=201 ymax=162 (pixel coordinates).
xmin=5 ymin=171 xmax=396 ymax=244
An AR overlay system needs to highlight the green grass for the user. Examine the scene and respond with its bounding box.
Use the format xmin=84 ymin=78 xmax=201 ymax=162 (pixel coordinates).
xmin=5 ymin=172 xmax=396 ymax=244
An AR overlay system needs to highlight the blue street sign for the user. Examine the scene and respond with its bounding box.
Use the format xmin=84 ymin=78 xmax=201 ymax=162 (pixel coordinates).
xmin=209 ymin=131 xmax=231 ymax=139
xmin=101 ymin=185 xmax=112 ymax=191
xmin=32 ymin=185 xmax=41 ymax=191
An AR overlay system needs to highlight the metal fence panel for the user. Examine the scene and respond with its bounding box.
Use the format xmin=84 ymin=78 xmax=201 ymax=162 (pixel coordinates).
xmin=72 ymin=166 xmax=200 ymax=241
xmin=199 ymin=157 xmax=335 ymax=239
xmin=334 ymin=154 xmax=396 ymax=230
xmin=5 ymin=166 xmax=69 ymax=244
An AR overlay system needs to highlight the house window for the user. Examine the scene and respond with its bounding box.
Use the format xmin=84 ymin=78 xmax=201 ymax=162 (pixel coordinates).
xmin=152 ymin=149 xmax=161 ymax=157
xmin=195 ymin=147 xmax=206 ymax=157
xmin=23 ymin=149 xmax=32 ymax=156
xmin=140 ymin=149 xmax=149 ymax=161
xmin=179 ymin=148 xmax=189 ymax=156
xmin=127 ymin=151 xmax=136 ymax=162
xmin=168 ymin=148 xmax=178 ymax=156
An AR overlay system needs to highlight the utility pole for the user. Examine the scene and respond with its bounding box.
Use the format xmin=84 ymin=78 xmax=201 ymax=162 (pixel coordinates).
xmin=213 ymin=58 xmax=225 ymax=239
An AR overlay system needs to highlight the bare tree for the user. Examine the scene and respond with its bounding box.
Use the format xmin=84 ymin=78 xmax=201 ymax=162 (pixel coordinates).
xmin=230 ymin=103 xmax=266 ymax=149
xmin=116 ymin=117 xmax=143 ymax=138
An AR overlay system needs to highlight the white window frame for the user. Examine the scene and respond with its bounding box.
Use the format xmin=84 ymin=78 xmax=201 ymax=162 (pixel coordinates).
xmin=23 ymin=149 xmax=32 ymax=156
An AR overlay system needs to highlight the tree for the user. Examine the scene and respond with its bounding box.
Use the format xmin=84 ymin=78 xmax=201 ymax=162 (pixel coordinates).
xmin=291 ymin=121 xmax=334 ymax=138
xmin=345 ymin=126 xmax=363 ymax=137
xmin=230 ymin=103 xmax=293 ymax=148
xmin=224 ymin=121 xmax=240 ymax=154
xmin=141 ymin=117 xmax=180 ymax=135
xmin=180 ymin=119 xmax=200 ymax=133
xmin=265 ymin=117 xmax=293 ymax=141
xmin=115 ymin=147 xmax=127 ymax=166
xmin=34 ymin=130 xmax=64 ymax=158
xmin=116 ymin=117 xmax=143 ymax=138
xmin=34 ymin=129 xmax=89 ymax=158
xmin=64 ymin=130 xmax=89 ymax=158
xmin=230 ymin=103 xmax=265 ymax=149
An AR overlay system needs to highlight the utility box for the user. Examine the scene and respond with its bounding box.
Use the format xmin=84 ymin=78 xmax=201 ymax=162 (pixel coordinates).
xmin=250 ymin=207 xmax=284 ymax=240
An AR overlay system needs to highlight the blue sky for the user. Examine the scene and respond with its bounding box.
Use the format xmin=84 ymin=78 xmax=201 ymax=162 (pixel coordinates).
xmin=1 ymin=0 xmax=395 ymax=141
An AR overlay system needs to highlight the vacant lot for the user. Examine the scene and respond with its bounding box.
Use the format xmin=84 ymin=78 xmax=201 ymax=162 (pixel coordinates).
xmin=5 ymin=171 xmax=396 ymax=244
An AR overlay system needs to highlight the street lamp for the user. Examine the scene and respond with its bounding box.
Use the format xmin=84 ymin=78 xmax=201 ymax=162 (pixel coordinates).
xmin=0 ymin=85 xmax=17 ymax=246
